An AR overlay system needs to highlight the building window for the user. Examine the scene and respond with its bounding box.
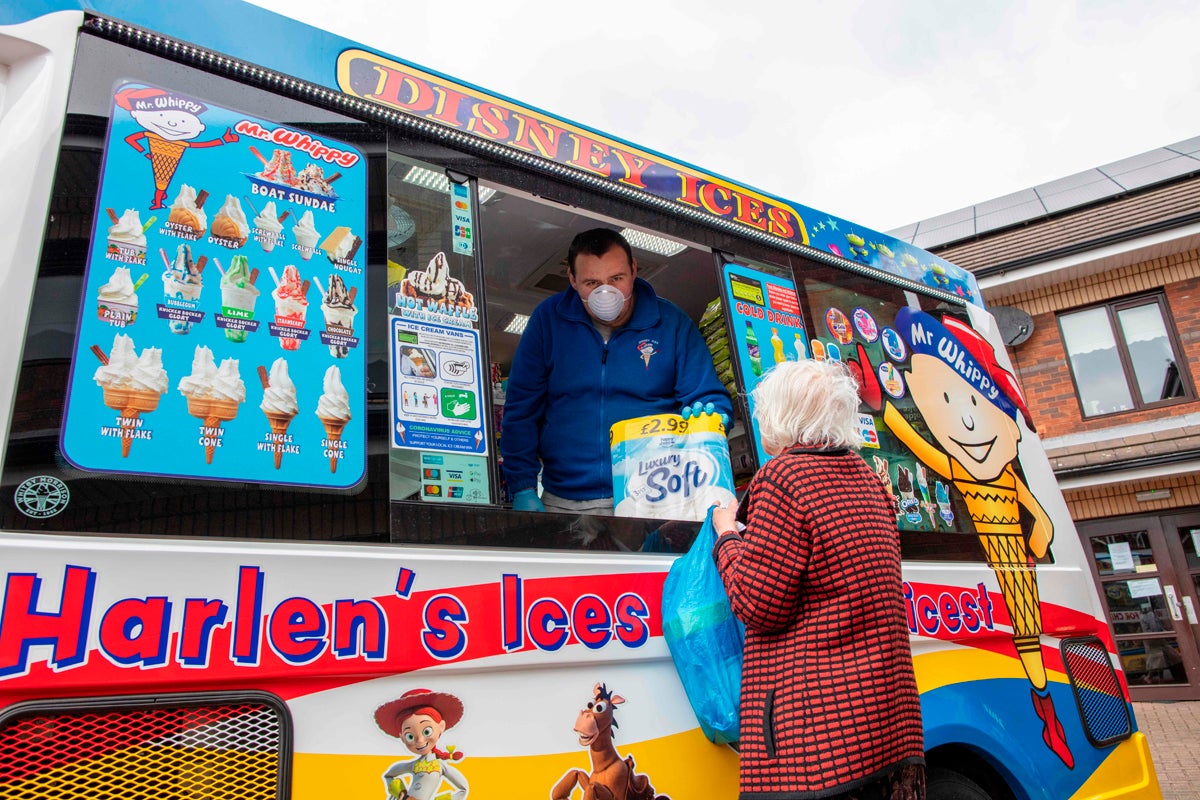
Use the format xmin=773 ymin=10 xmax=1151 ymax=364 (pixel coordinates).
xmin=1059 ymin=294 xmax=1192 ymax=418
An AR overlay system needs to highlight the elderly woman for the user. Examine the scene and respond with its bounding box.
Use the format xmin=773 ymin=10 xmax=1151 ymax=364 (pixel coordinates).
xmin=713 ymin=359 xmax=925 ymax=800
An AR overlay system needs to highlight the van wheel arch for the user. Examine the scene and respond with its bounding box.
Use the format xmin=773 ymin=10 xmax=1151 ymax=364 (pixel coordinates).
xmin=926 ymin=747 xmax=1016 ymax=800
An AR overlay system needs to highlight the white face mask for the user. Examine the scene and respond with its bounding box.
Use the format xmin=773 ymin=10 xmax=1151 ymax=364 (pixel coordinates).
xmin=585 ymin=284 xmax=627 ymax=322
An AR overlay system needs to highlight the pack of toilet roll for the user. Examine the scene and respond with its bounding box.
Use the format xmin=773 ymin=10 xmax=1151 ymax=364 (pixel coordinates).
xmin=610 ymin=413 xmax=736 ymax=521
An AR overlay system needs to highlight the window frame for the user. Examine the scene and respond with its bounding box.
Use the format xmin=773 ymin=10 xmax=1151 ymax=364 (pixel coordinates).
xmin=1058 ymin=292 xmax=1194 ymax=419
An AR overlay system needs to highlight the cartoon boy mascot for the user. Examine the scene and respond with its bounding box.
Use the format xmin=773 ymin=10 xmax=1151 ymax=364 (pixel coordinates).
xmin=115 ymin=85 xmax=238 ymax=210
xmin=375 ymin=689 xmax=469 ymax=799
xmin=882 ymin=308 xmax=1074 ymax=769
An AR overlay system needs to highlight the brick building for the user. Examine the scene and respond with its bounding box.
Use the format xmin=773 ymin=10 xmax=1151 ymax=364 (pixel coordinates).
xmin=890 ymin=137 xmax=1200 ymax=701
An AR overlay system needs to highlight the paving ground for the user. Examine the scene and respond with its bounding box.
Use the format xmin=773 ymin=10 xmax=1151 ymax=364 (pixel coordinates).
xmin=1132 ymin=701 xmax=1200 ymax=799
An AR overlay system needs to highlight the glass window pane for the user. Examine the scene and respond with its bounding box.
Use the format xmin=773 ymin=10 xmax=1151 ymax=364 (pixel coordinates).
xmin=1060 ymin=308 xmax=1134 ymax=416
xmin=1104 ymin=588 xmax=1170 ymax=634
xmin=1118 ymin=637 xmax=1188 ymax=686
xmin=1116 ymin=303 xmax=1183 ymax=403
xmin=385 ymin=153 xmax=489 ymax=508
xmin=1090 ymin=531 xmax=1157 ymax=576
xmin=1178 ymin=525 xmax=1200 ymax=570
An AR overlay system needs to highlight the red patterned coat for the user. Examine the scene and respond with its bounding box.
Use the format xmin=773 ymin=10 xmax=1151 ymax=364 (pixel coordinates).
xmin=714 ymin=447 xmax=924 ymax=798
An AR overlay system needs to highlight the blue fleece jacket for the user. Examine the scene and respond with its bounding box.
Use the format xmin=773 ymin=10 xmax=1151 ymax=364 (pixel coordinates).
xmin=500 ymin=278 xmax=732 ymax=501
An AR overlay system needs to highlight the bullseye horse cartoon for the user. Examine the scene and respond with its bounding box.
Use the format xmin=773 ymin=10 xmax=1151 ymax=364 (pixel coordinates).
xmin=550 ymin=683 xmax=668 ymax=800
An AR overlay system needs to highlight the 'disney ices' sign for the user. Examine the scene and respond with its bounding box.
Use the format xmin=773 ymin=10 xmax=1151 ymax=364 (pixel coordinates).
xmin=336 ymin=49 xmax=806 ymax=244
xmin=335 ymin=49 xmax=984 ymax=305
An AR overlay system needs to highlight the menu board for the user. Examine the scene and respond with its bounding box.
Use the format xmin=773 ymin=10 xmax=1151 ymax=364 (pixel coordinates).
xmin=60 ymin=81 xmax=367 ymax=488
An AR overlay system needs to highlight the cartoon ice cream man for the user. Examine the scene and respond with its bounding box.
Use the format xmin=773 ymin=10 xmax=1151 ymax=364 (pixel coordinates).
xmin=637 ymin=339 xmax=658 ymax=369
xmin=375 ymin=689 xmax=469 ymax=799
xmin=882 ymin=307 xmax=1074 ymax=769
xmin=115 ymin=85 xmax=238 ymax=210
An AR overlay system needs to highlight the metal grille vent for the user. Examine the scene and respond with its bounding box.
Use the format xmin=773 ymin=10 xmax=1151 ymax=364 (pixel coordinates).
xmin=0 ymin=693 xmax=288 ymax=799
xmin=1061 ymin=636 xmax=1133 ymax=747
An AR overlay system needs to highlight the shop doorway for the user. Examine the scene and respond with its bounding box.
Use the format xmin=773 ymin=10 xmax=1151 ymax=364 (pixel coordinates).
xmin=1079 ymin=513 xmax=1200 ymax=701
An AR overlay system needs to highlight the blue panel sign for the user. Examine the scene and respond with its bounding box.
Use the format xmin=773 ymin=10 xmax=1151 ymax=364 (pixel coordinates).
xmin=60 ymin=81 xmax=368 ymax=488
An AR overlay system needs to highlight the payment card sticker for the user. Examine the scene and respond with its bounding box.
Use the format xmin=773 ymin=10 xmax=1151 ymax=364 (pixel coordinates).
xmin=451 ymin=181 xmax=473 ymax=255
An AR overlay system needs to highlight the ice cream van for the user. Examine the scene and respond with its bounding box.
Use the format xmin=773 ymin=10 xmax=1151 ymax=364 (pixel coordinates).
xmin=0 ymin=2 xmax=1160 ymax=798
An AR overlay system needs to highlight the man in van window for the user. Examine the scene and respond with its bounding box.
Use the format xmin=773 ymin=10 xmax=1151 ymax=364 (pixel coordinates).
xmin=501 ymin=227 xmax=732 ymax=513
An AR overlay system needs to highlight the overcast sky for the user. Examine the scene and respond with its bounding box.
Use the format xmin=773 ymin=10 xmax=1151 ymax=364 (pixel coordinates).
xmin=248 ymin=0 xmax=1200 ymax=233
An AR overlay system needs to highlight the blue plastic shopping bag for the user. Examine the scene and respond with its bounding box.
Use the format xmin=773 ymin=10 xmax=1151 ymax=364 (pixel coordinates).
xmin=661 ymin=505 xmax=744 ymax=744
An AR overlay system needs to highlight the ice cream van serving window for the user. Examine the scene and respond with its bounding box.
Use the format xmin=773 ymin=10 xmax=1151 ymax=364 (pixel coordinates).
xmin=0 ymin=32 xmax=698 ymax=554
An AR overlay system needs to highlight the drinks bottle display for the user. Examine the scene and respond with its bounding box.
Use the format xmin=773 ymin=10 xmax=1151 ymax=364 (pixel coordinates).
xmin=794 ymin=332 xmax=807 ymax=360
xmin=745 ymin=320 xmax=762 ymax=376
xmin=770 ymin=327 xmax=785 ymax=364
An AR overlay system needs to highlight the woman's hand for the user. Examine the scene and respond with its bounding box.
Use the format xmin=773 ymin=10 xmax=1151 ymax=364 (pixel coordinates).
xmin=711 ymin=500 xmax=738 ymax=534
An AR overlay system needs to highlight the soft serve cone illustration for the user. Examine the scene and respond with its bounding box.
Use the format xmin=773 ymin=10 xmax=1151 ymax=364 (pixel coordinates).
xmin=166 ymin=184 xmax=208 ymax=238
xmin=178 ymin=345 xmax=245 ymax=464
xmin=259 ymin=358 xmax=298 ymax=469
xmin=92 ymin=333 xmax=168 ymax=458
xmin=315 ymin=365 xmax=352 ymax=473
xmin=253 ymin=200 xmax=286 ymax=253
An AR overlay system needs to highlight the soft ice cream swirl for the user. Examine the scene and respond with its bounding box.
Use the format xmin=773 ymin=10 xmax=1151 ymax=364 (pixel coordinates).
xmin=315 ymin=365 xmax=351 ymax=420
xmin=260 ymin=357 xmax=298 ymax=415
xmin=323 ymin=274 xmax=355 ymax=309
xmin=93 ymin=333 xmax=138 ymax=388
xmin=213 ymin=359 xmax=247 ymax=403
xmin=108 ymin=209 xmax=146 ymax=246
xmin=98 ymin=267 xmax=139 ymax=305
xmin=212 ymin=195 xmax=249 ymax=238
xmin=273 ymin=265 xmax=308 ymax=304
xmin=130 ymin=347 xmax=169 ymax=394
xmin=168 ymin=185 xmax=207 ymax=230
xmin=178 ymin=345 xmax=217 ymax=397
xmin=254 ymin=201 xmax=283 ymax=235
xmin=164 ymin=244 xmax=203 ymax=301
xmin=292 ymin=210 xmax=320 ymax=249
xmin=220 ymin=254 xmax=259 ymax=294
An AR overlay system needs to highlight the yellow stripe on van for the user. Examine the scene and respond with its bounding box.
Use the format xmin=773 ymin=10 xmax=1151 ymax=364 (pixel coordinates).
xmin=293 ymin=728 xmax=740 ymax=799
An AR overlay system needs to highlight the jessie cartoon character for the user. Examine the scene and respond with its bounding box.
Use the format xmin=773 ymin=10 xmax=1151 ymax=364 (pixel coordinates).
xmin=881 ymin=307 xmax=1074 ymax=769
xmin=375 ymin=689 xmax=469 ymax=800
xmin=115 ymin=85 xmax=238 ymax=210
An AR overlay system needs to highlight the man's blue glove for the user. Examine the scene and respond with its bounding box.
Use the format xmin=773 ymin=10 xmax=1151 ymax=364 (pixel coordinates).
xmin=512 ymin=488 xmax=544 ymax=512
xmin=681 ymin=401 xmax=730 ymax=428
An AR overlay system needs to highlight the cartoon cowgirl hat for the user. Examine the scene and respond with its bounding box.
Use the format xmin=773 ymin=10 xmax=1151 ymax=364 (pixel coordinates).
xmin=374 ymin=688 xmax=464 ymax=738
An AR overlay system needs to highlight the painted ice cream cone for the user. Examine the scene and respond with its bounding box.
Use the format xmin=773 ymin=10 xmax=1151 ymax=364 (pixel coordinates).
xmin=259 ymin=358 xmax=299 ymax=470
xmin=118 ymin=389 xmax=162 ymax=458
xmin=147 ymin=138 xmax=187 ymax=192
xmin=319 ymin=416 xmax=347 ymax=473
xmin=266 ymin=411 xmax=296 ymax=469
xmin=211 ymin=194 xmax=250 ymax=247
xmin=93 ymin=334 xmax=167 ymax=458
xmin=167 ymin=185 xmax=208 ymax=239
xmin=316 ymin=365 xmax=352 ymax=474
xmin=185 ymin=396 xmax=241 ymax=464
xmin=178 ymin=345 xmax=246 ymax=464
